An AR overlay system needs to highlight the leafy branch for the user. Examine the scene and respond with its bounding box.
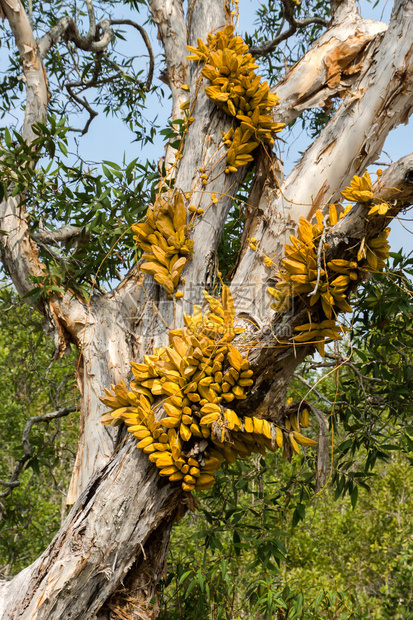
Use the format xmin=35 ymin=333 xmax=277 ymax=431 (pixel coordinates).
xmin=0 ymin=404 xmax=78 ymax=508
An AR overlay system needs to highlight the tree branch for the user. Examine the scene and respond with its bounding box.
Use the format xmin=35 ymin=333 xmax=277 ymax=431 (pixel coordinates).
xmin=310 ymin=405 xmax=330 ymax=493
xmin=110 ymin=19 xmax=155 ymax=91
xmin=271 ymin=15 xmax=387 ymax=126
xmin=148 ymin=0 xmax=189 ymax=123
xmin=65 ymin=81 xmax=99 ymax=135
xmin=0 ymin=0 xmax=48 ymax=141
xmin=85 ymin=0 xmax=97 ymax=46
xmin=31 ymin=225 xmax=83 ymax=247
xmin=38 ymin=16 xmax=73 ymax=58
xmin=250 ymin=1 xmax=328 ymax=59
xmin=294 ymin=373 xmax=335 ymax=406
xmin=230 ymin=2 xmax=413 ymax=331
xmin=38 ymin=13 xmax=113 ymax=56
xmin=40 ymin=15 xmax=154 ymax=136
xmin=0 ymin=405 xmax=78 ymax=504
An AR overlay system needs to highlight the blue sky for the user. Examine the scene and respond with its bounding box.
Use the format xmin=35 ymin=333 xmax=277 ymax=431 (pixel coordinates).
xmin=68 ymin=0 xmax=412 ymax=252
xmin=2 ymin=0 xmax=411 ymax=253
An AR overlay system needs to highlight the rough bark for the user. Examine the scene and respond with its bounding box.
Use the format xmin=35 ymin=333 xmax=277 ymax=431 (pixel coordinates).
xmin=232 ymin=0 xmax=413 ymax=326
xmin=0 ymin=438 xmax=181 ymax=620
xmin=1 ymin=0 xmax=413 ymax=618
xmin=272 ymin=15 xmax=388 ymax=126
xmin=65 ymin=294 xmax=140 ymax=503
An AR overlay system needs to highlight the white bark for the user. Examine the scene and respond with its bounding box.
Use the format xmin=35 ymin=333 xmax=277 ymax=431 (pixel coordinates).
xmin=65 ymin=294 xmax=140 ymax=503
xmin=0 ymin=0 xmax=48 ymax=140
xmin=148 ymin=0 xmax=188 ymax=123
xmin=232 ymin=0 xmax=413 ymax=325
xmin=0 ymin=437 xmax=181 ymax=620
xmin=2 ymin=0 xmax=413 ymax=618
xmin=272 ymin=16 xmax=388 ymax=126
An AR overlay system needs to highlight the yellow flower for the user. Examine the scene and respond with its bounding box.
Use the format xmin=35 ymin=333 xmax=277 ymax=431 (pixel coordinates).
xmin=339 ymin=204 xmax=353 ymax=220
xmin=211 ymin=194 xmax=219 ymax=203
xmin=368 ymin=202 xmax=389 ymax=216
xmin=264 ymin=257 xmax=273 ymax=267
xmin=340 ymin=171 xmax=373 ymax=203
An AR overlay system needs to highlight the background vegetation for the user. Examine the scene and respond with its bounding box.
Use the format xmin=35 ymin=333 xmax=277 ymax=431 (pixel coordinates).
xmin=0 ymin=290 xmax=79 ymax=575
xmin=1 ymin=0 xmax=413 ymax=616
xmin=2 ymin=252 xmax=413 ymax=618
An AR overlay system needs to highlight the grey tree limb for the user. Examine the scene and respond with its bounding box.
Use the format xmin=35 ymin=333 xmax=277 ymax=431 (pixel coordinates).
xmin=0 ymin=405 xmax=79 ymax=503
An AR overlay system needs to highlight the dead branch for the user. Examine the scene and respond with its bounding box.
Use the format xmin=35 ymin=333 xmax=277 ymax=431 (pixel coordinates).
xmin=110 ymin=19 xmax=155 ymax=90
xmin=294 ymin=373 xmax=337 ymax=407
xmin=31 ymin=225 xmax=83 ymax=247
xmin=309 ymin=405 xmax=330 ymax=493
xmin=250 ymin=0 xmax=328 ymax=58
xmin=0 ymin=405 xmax=79 ymax=504
xmin=65 ymin=81 xmax=99 ymax=135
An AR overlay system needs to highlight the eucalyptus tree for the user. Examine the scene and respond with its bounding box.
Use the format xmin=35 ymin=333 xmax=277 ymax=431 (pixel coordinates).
xmin=0 ymin=0 xmax=413 ymax=618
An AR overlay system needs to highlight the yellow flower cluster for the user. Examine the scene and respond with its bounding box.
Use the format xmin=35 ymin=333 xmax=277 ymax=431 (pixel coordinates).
xmin=356 ymin=229 xmax=390 ymax=271
xmin=283 ymin=399 xmax=316 ymax=454
xmin=340 ymin=171 xmax=374 ymax=203
xmin=132 ymin=191 xmax=193 ymax=295
xmin=101 ymin=286 xmax=317 ymax=493
xmin=340 ymin=170 xmax=392 ymax=218
xmin=267 ymin=206 xmax=349 ymax=355
xmin=340 ymin=171 xmax=391 ymax=269
xmin=187 ymin=25 xmax=284 ymax=173
xmin=267 ymin=171 xmax=393 ymax=356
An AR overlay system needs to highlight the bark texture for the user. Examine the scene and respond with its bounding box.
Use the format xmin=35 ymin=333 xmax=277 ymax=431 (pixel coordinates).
xmin=1 ymin=0 xmax=413 ymax=618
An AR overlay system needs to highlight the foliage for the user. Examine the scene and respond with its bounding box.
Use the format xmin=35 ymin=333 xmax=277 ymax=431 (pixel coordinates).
xmin=0 ymin=0 xmax=153 ymax=139
xmin=287 ymin=456 xmax=413 ymax=619
xmin=0 ymin=290 xmax=79 ymax=576
xmin=0 ymin=0 xmax=412 ymax=616
xmin=0 ymin=119 xmax=159 ymax=293
xmin=158 ymin=253 xmax=413 ymax=619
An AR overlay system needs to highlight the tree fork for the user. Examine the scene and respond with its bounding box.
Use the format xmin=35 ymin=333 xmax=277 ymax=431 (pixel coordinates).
xmin=1 ymin=0 xmax=413 ymax=618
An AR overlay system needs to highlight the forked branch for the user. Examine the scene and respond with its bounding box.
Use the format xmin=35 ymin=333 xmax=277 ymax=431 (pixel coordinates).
xmin=0 ymin=405 xmax=79 ymax=507
xmin=250 ymin=0 xmax=328 ymax=56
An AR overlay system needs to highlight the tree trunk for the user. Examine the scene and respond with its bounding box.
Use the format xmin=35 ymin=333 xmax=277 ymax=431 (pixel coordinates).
xmin=2 ymin=0 xmax=413 ymax=618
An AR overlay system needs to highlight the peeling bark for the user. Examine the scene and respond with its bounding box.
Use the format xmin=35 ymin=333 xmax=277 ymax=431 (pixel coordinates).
xmin=273 ymin=16 xmax=387 ymax=126
xmin=2 ymin=0 xmax=413 ymax=618
xmin=232 ymin=0 xmax=413 ymax=326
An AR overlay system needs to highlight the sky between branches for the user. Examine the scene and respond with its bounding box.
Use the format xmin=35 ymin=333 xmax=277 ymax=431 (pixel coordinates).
xmin=2 ymin=0 xmax=412 ymax=252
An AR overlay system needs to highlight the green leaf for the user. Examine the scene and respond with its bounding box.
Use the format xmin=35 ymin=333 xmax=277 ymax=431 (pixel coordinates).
xmin=4 ymin=127 xmax=12 ymax=147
